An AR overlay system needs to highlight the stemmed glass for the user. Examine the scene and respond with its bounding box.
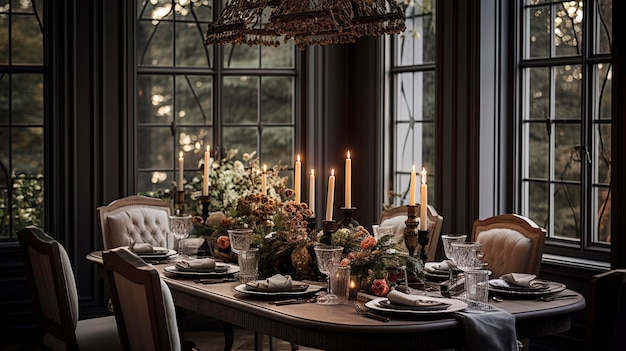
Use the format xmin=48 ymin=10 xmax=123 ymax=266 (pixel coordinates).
xmin=313 ymin=245 xmax=344 ymax=305
xmin=450 ymin=242 xmax=484 ymax=272
xmin=169 ymin=215 xmax=192 ymax=258
xmin=441 ymin=234 xmax=467 ymax=261
xmin=227 ymin=229 xmax=253 ymax=278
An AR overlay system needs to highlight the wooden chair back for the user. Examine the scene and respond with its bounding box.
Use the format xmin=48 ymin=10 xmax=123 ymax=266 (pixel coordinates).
xmin=97 ymin=195 xmax=173 ymax=250
xmin=379 ymin=204 xmax=444 ymax=262
xmin=586 ymin=269 xmax=626 ymax=350
xmin=471 ymin=214 xmax=546 ymax=278
xmin=103 ymin=247 xmax=180 ymax=351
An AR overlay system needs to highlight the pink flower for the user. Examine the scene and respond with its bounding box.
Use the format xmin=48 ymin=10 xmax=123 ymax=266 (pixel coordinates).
xmin=360 ymin=235 xmax=376 ymax=250
xmin=370 ymin=279 xmax=390 ymax=296
xmin=217 ymin=235 xmax=230 ymax=250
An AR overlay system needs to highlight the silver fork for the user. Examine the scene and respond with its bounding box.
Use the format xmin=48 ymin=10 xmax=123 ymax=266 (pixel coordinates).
xmin=353 ymin=302 xmax=389 ymax=322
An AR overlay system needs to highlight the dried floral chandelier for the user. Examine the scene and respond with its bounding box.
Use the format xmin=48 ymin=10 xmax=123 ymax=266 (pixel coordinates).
xmin=204 ymin=0 xmax=407 ymax=50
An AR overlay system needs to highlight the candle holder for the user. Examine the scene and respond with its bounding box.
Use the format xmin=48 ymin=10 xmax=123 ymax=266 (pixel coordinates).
xmin=338 ymin=207 xmax=359 ymax=229
xmin=175 ymin=190 xmax=185 ymax=215
xmin=321 ymin=220 xmax=338 ymax=245
xmin=349 ymin=275 xmax=359 ymax=300
xmin=200 ymin=195 xmax=210 ymax=222
xmin=306 ymin=215 xmax=317 ymax=233
xmin=418 ymin=229 xmax=430 ymax=263
xmin=403 ymin=205 xmax=419 ymax=257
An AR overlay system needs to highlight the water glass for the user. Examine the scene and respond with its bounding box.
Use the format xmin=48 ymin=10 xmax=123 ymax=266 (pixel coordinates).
xmin=238 ymin=248 xmax=259 ymax=283
xmin=450 ymin=242 xmax=484 ymax=271
xmin=441 ymin=234 xmax=467 ymax=260
xmin=227 ymin=229 xmax=253 ymax=254
xmin=464 ymin=269 xmax=491 ymax=303
xmin=330 ymin=265 xmax=351 ymax=304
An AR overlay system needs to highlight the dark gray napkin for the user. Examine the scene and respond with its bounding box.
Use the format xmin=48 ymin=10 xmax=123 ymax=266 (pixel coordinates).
xmin=453 ymin=303 xmax=518 ymax=351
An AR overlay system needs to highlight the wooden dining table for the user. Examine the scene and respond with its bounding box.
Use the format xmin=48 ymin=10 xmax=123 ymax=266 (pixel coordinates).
xmin=87 ymin=251 xmax=586 ymax=350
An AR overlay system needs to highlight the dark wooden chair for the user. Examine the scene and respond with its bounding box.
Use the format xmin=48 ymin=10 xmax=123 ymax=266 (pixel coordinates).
xmin=103 ymin=247 xmax=199 ymax=351
xmin=586 ymin=269 xmax=626 ymax=350
xmin=18 ymin=226 xmax=122 ymax=351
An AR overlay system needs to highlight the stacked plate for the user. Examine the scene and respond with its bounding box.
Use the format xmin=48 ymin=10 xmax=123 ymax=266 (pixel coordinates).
xmin=132 ymin=247 xmax=177 ymax=261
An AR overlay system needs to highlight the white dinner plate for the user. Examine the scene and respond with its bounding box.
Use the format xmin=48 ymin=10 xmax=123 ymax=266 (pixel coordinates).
xmin=234 ymin=283 xmax=324 ymax=297
xmin=365 ymin=296 xmax=468 ymax=315
xmin=488 ymin=281 xmax=566 ymax=297
xmin=163 ymin=264 xmax=239 ymax=277
xmin=130 ymin=247 xmax=177 ymax=260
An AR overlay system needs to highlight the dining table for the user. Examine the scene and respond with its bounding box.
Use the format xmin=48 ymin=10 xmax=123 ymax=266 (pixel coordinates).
xmin=87 ymin=251 xmax=586 ymax=351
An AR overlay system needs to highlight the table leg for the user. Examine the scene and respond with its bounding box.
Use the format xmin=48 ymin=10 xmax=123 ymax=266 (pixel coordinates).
xmin=220 ymin=321 xmax=234 ymax=351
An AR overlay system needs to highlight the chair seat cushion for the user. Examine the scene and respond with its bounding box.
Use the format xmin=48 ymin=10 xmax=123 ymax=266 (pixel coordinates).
xmin=76 ymin=315 xmax=123 ymax=350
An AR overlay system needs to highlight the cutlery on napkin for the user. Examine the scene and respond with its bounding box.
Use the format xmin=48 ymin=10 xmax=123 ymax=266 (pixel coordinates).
xmin=490 ymin=273 xmax=550 ymax=290
xmin=245 ymin=274 xmax=308 ymax=292
xmin=380 ymin=290 xmax=451 ymax=311
xmin=175 ymin=258 xmax=224 ymax=272
xmin=130 ymin=241 xmax=154 ymax=253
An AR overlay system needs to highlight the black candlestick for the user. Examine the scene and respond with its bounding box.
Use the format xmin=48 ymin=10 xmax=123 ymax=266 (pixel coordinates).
xmin=338 ymin=207 xmax=359 ymax=229
xmin=175 ymin=190 xmax=185 ymax=215
xmin=321 ymin=220 xmax=338 ymax=245
xmin=200 ymin=195 xmax=210 ymax=221
xmin=418 ymin=229 xmax=430 ymax=263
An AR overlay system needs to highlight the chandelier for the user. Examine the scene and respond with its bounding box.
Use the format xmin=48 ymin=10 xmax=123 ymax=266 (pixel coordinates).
xmin=204 ymin=0 xmax=407 ymax=50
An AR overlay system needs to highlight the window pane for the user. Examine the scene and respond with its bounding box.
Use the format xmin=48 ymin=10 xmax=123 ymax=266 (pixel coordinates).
xmin=12 ymin=126 xmax=43 ymax=175
xmin=223 ymin=126 xmax=257 ymax=153
xmin=527 ymin=181 xmax=549 ymax=229
xmin=0 ymin=75 xmax=8 ymax=124
xmin=137 ymin=127 xmax=172 ymax=169
xmin=596 ymin=0 xmax=612 ymax=54
xmin=396 ymin=72 xmax=413 ymax=121
xmin=177 ymin=126 xmax=211 ymax=160
xmin=553 ymin=124 xmax=581 ymax=182
xmin=526 ymin=5 xmax=550 ymax=59
xmin=554 ymin=65 xmax=581 ymax=120
xmin=595 ymin=124 xmax=610 ymax=185
xmin=137 ymin=170 xmax=173 ymax=194
xmin=12 ymin=74 xmax=43 ymax=124
xmin=12 ymin=176 xmax=43 ymax=235
xmin=261 ymin=77 xmax=293 ymax=123
xmin=596 ymin=64 xmax=611 ymax=120
xmin=223 ymin=76 xmax=258 ymax=124
xmin=261 ymin=126 xmax=292 ymax=168
xmin=594 ymin=185 xmax=610 ymax=243
xmin=552 ymin=183 xmax=580 ymax=240
xmin=0 ymin=127 xmax=8 ymax=171
xmin=175 ymin=75 xmax=212 ymax=125
xmin=223 ymin=44 xmax=259 ymax=68
xmin=12 ymin=14 xmax=43 ymax=64
xmin=527 ymin=67 xmax=550 ymax=120
xmin=527 ymin=122 xmax=549 ymax=179
xmin=261 ymin=40 xmax=294 ymax=68
xmin=554 ymin=2 xmax=582 ymax=57
xmin=0 ymin=16 xmax=8 ymax=64
xmin=137 ymin=75 xmax=173 ymax=124
xmin=395 ymin=2 xmax=435 ymax=66
xmin=175 ymin=22 xmax=210 ymax=67
xmin=137 ymin=21 xmax=173 ymax=66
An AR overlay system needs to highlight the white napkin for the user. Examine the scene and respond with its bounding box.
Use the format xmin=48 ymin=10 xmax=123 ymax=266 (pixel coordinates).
xmin=175 ymin=258 xmax=217 ymax=272
xmin=246 ymin=274 xmax=293 ymax=292
xmin=499 ymin=273 xmax=548 ymax=288
xmin=129 ymin=242 xmax=154 ymax=253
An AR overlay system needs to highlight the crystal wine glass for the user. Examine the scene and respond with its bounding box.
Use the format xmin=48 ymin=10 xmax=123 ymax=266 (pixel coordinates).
xmin=450 ymin=241 xmax=484 ymax=271
xmin=313 ymin=245 xmax=344 ymax=305
xmin=441 ymin=234 xmax=467 ymax=261
xmin=169 ymin=215 xmax=192 ymax=258
xmin=227 ymin=229 xmax=254 ymax=279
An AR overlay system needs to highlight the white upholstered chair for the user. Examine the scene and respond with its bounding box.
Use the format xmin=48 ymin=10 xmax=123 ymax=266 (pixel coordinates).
xmin=18 ymin=226 xmax=122 ymax=351
xmin=103 ymin=247 xmax=197 ymax=351
xmin=97 ymin=195 xmax=173 ymax=250
xmin=471 ymin=213 xmax=547 ymax=279
xmin=379 ymin=204 xmax=444 ymax=262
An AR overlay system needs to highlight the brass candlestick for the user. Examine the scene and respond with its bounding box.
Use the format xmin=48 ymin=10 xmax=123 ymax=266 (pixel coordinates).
xmin=403 ymin=205 xmax=419 ymax=257
xmin=338 ymin=207 xmax=359 ymax=229
xmin=321 ymin=220 xmax=338 ymax=245
xmin=200 ymin=195 xmax=210 ymax=221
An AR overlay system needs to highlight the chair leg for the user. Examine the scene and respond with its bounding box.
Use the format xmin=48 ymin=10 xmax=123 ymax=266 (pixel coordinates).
xmin=220 ymin=321 xmax=234 ymax=351
xmin=176 ymin=307 xmax=186 ymax=340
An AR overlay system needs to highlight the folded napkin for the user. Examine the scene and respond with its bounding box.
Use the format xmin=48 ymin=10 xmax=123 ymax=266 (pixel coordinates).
xmin=427 ymin=260 xmax=455 ymax=272
xmin=245 ymin=274 xmax=294 ymax=292
xmin=453 ymin=304 xmax=518 ymax=351
xmin=175 ymin=258 xmax=217 ymax=272
xmin=384 ymin=290 xmax=451 ymax=311
xmin=499 ymin=273 xmax=549 ymax=289
xmin=129 ymin=242 xmax=154 ymax=253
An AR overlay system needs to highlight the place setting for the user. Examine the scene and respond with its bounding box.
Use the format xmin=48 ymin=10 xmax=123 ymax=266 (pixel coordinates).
xmin=234 ymin=273 xmax=324 ymax=298
xmin=488 ymin=272 xmax=566 ymax=298
xmin=127 ymin=242 xmax=177 ymax=262
xmin=364 ymin=290 xmax=468 ymax=315
xmin=163 ymin=257 xmax=240 ymax=278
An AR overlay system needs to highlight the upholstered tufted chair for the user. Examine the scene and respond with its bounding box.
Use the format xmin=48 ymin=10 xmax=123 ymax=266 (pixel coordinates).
xmin=18 ymin=226 xmax=122 ymax=351
xmin=471 ymin=214 xmax=546 ymax=279
xmin=379 ymin=204 xmax=444 ymax=262
xmin=97 ymin=195 xmax=173 ymax=250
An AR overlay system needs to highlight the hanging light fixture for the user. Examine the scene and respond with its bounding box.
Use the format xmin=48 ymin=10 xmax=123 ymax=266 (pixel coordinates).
xmin=204 ymin=0 xmax=407 ymax=48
